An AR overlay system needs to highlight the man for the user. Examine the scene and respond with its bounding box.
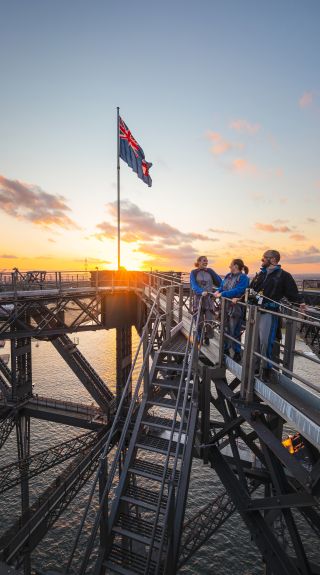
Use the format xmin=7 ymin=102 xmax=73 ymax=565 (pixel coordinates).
xmin=250 ymin=250 xmax=305 ymax=381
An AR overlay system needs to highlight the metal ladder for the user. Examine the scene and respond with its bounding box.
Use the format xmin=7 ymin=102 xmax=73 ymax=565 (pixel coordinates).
xmin=101 ymin=332 xmax=199 ymax=575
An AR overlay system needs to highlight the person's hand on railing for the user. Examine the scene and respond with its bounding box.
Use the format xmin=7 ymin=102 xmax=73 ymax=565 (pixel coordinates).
xmin=213 ymin=291 xmax=221 ymax=299
xmin=231 ymin=297 xmax=239 ymax=304
xmin=202 ymin=291 xmax=208 ymax=297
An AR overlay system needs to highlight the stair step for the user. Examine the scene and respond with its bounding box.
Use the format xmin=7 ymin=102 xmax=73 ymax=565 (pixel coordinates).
xmin=129 ymin=458 xmax=180 ymax=484
xmin=105 ymin=544 xmax=162 ymax=575
xmin=121 ymin=484 xmax=167 ymax=513
xmin=147 ymin=397 xmax=190 ymax=410
xmin=151 ymin=378 xmax=185 ymax=390
xmin=113 ymin=513 xmax=167 ymax=548
xmin=142 ymin=414 xmax=187 ymax=432
xmin=136 ymin=434 xmax=184 ymax=456
xmin=155 ymin=363 xmax=184 ymax=372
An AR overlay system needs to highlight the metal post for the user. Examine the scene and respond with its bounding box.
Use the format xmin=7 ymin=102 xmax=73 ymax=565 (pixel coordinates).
xmin=240 ymin=305 xmax=259 ymax=403
xmin=282 ymin=307 xmax=297 ymax=378
xmin=218 ymin=298 xmax=226 ymax=367
xmin=16 ymin=414 xmax=31 ymax=575
xmin=116 ymin=326 xmax=132 ymax=407
xmin=143 ymin=331 xmax=150 ymax=395
xmin=165 ymin=286 xmax=174 ymax=338
xmin=178 ymin=284 xmax=183 ymax=322
xmin=117 ymin=106 xmax=121 ymax=270
xmin=200 ymin=367 xmax=210 ymax=464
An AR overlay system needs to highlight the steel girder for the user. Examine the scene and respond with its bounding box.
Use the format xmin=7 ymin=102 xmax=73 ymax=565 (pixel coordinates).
xmin=206 ymin=371 xmax=320 ymax=575
xmin=0 ymin=429 xmax=115 ymax=569
xmin=0 ymin=410 xmax=16 ymax=449
xmin=0 ymin=430 xmax=99 ymax=494
xmin=0 ymin=293 xmax=103 ymax=339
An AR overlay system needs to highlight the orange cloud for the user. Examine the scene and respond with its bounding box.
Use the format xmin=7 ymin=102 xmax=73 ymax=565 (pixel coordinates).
xmin=232 ymin=158 xmax=258 ymax=175
xmin=230 ymin=119 xmax=260 ymax=134
xmin=290 ymin=234 xmax=306 ymax=241
xmin=206 ymin=131 xmax=233 ymax=155
xmin=255 ymin=223 xmax=291 ymax=233
xmin=299 ymin=91 xmax=314 ymax=108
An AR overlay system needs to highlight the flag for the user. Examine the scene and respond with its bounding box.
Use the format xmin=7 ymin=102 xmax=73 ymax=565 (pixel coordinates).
xmin=119 ymin=117 xmax=152 ymax=187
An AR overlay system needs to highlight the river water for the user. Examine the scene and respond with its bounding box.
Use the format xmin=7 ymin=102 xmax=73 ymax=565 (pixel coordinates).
xmin=0 ymin=326 xmax=319 ymax=574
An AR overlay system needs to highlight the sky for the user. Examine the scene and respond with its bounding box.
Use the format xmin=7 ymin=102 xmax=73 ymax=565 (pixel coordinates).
xmin=0 ymin=0 xmax=320 ymax=274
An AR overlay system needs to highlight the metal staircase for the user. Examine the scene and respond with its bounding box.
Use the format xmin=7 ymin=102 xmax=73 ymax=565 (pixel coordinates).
xmin=66 ymin=294 xmax=202 ymax=575
xmin=97 ymin=324 xmax=199 ymax=575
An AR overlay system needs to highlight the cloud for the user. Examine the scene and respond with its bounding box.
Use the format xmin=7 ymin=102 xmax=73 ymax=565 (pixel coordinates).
xmin=206 ymin=131 xmax=243 ymax=155
xmin=283 ymin=245 xmax=320 ymax=264
xmin=230 ymin=119 xmax=260 ymax=134
xmin=96 ymin=200 xmax=207 ymax=246
xmin=0 ymin=254 xmax=18 ymax=259
xmin=94 ymin=221 xmax=117 ymax=241
xmin=290 ymin=234 xmax=306 ymax=241
xmin=206 ymin=132 xmax=232 ymax=155
xmin=299 ymin=91 xmax=314 ymax=108
xmin=274 ymin=219 xmax=289 ymax=224
xmin=247 ymin=191 xmax=265 ymax=203
xmin=94 ymin=200 xmax=210 ymax=267
xmin=255 ymin=222 xmax=292 ymax=233
xmin=232 ymin=158 xmax=258 ymax=175
xmin=0 ymin=174 xmax=78 ymax=230
xmin=307 ymin=218 xmax=317 ymax=223
xmin=208 ymin=228 xmax=238 ymax=235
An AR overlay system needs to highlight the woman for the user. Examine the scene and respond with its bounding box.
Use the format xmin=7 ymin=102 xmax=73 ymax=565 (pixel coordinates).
xmin=214 ymin=258 xmax=249 ymax=361
xmin=190 ymin=256 xmax=222 ymax=344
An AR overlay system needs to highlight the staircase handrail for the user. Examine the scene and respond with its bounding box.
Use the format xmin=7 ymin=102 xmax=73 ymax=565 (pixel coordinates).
xmin=66 ymin=285 xmax=170 ymax=573
xmin=145 ymin=297 xmax=204 ymax=573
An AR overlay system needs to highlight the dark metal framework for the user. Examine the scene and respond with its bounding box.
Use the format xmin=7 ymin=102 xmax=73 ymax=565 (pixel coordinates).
xmin=0 ymin=273 xmax=319 ymax=574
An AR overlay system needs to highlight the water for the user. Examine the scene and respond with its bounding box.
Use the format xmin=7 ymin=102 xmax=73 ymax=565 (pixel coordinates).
xmin=0 ymin=328 xmax=319 ymax=574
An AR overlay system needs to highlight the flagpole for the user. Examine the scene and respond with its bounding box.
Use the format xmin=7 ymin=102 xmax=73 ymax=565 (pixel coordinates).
xmin=117 ymin=106 xmax=120 ymax=270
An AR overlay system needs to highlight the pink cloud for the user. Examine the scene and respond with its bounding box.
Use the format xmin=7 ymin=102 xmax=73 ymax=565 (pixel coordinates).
xmin=230 ymin=119 xmax=260 ymax=134
xmin=232 ymin=158 xmax=258 ymax=175
xmin=299 ymin=91 xmax=314 ymax=108
xmin=255 ymin=223 xmax=292 ymax=233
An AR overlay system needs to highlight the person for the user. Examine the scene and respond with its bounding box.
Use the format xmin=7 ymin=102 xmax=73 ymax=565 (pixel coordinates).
xmin=190 ymin=256 xmax=222 ymax=344
xmin=213 ymin=258 xmax=249 ymax=362
xmin=250 ymin=249 xmax=305 ymax=381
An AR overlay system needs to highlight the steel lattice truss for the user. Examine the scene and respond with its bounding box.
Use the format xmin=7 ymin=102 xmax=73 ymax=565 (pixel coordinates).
xmin=0 ymin=292 xmax=103 ymax=339
xmin=199 ymin=370 xmax=320 ymax=575
xmin=0 ymin=429 xmax=116 ymax=569
xmin=0 ymin=430 xmax=99 ymax=494
xmin=0 ymin=410 xmax=16 ymax=449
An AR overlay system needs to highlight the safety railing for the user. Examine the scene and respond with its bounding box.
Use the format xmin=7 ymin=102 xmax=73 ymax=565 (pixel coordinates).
xmin=215 ymin=291 xmax=320 ymax=403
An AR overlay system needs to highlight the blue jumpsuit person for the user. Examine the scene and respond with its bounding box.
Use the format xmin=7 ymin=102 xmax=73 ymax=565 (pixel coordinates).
xmin=190 ymin=256 xmax=222 ymax=344
xmin=214 ymin=259 xmax=249 ymax=362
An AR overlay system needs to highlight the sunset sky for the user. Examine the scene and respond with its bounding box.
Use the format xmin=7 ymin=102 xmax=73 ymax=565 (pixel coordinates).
xmin=1 ymin=0 xmax=319 ymax=274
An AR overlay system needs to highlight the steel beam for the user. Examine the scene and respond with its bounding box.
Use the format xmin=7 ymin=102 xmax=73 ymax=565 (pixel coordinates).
xmin=0 ymin=431 xmax=98 ymax=494
xmin=208 ymin=445 xmax=301 ymax=575
xmin=0 ymin=430 xmax=115 ymax=569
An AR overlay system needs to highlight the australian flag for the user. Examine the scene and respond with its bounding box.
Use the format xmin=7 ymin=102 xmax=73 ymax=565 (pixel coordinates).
xmin=119 ymin=117 xmax=152 ymax=187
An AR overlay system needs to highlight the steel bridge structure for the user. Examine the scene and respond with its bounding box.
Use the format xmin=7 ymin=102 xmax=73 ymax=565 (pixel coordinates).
xmin=0 ymin=269 xmax=319 ymax=575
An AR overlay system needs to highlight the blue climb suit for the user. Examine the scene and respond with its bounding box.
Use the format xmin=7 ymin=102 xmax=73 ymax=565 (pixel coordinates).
xmin=217 ymin=272 xmax=249 ymax=353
